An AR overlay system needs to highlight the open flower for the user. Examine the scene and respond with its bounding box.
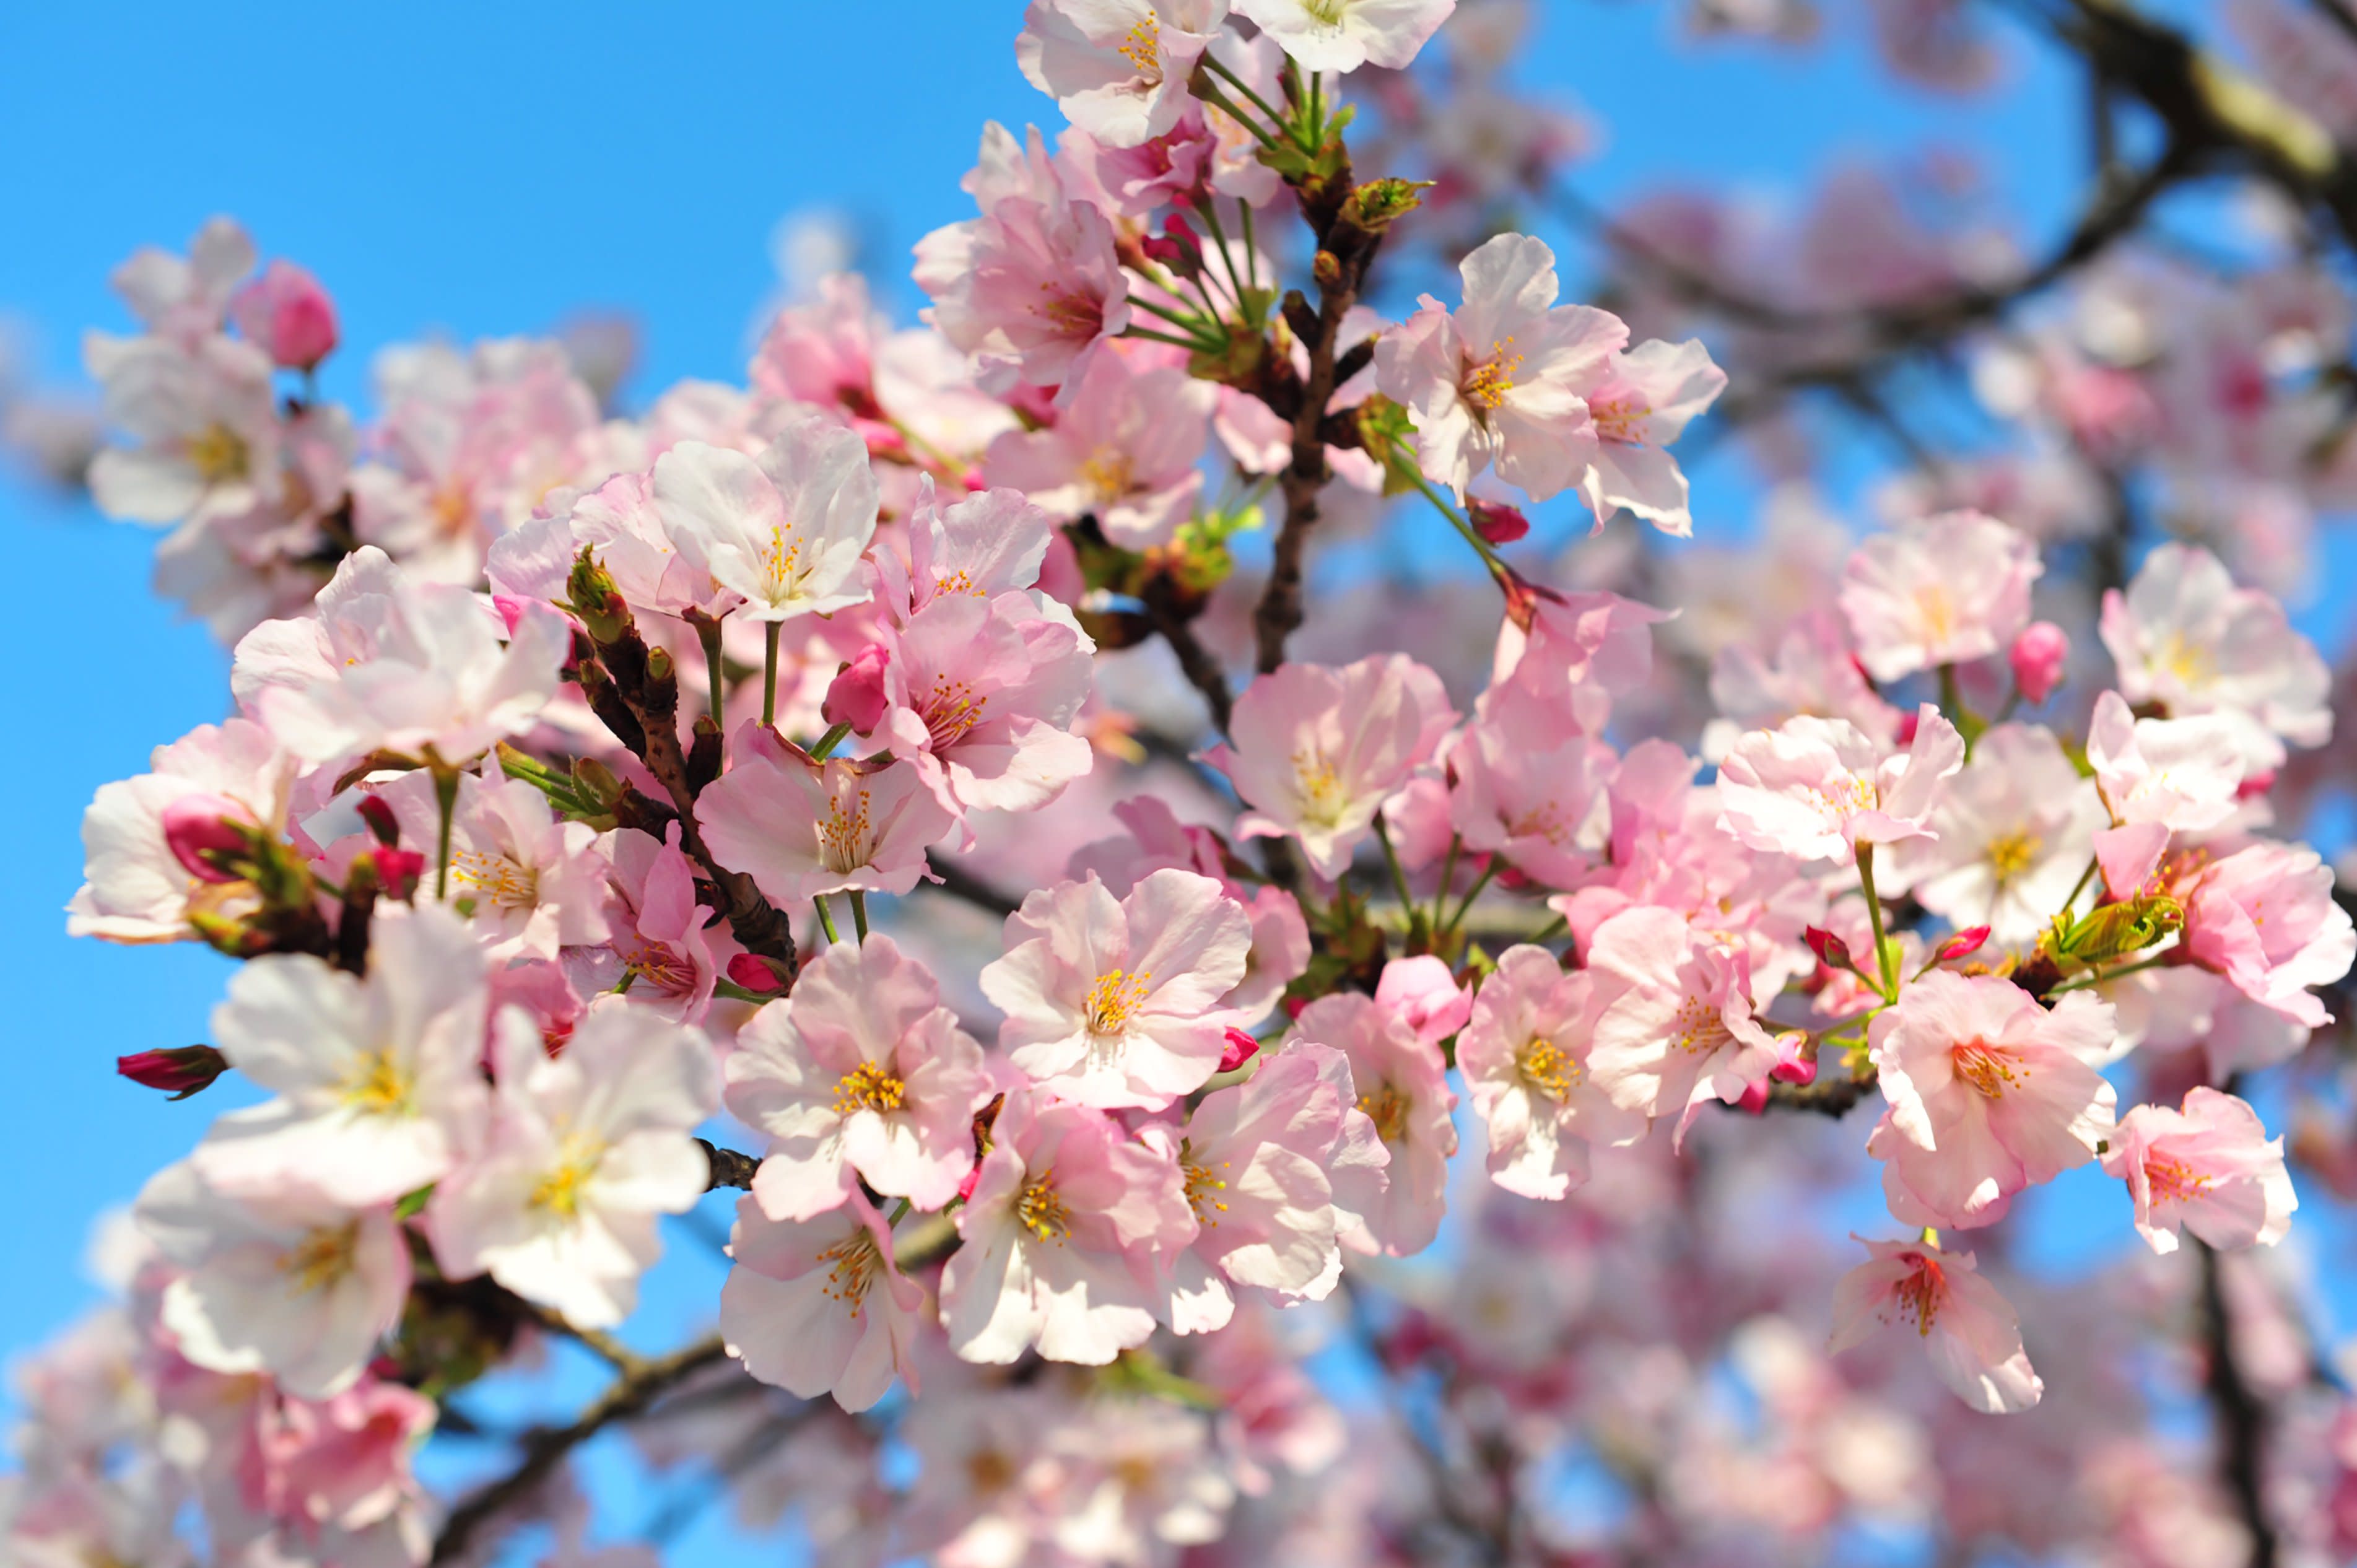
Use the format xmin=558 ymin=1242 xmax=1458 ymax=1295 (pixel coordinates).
xmin=879 ymin=586 xmax=1097 ymax=816
xmin=1232 ymin=0 xmax=1457 ymax=72
xmin=2085 ymin=689 xmax=2246 ymax=832
xmin=2102 ymin=1087 xmax=2296 ymax=1254
xmin=1290 ymin=992 xmax=1449 ymax=1256
xmin=982 ymin=344 xmax=1215 ymax=549
xmin=1838 ymin=512 xmax=2041 ymax=683
xmin=1585 ymin=907 xmax=1780 ymax=1132
xmin=1829 ymin=1236 xmax=2043 ymax=1413
xmin=940 ymin=1090 xmax=1196 ymax=1365
xmin=1867 ymin=970 xmax=2118 ymax=1230
xmin=721 ymin=1190 xmax=925 ymax=1412
xmin=980 ymin=870 xmax=1252 ymax=1110
xmin=1569 ymin=338 xmax=1727 ymax=536
xmin=698 ymin=727 xmax=954 ymax=904
xmin=85 ymin=332 xmax=282 ymax=526
xmin=1715 ymin=705 xmax=1965 ymax=866
xmin=193 ymin=905 xmax=491 ymax=1208
xmin=1886 ymin=724 xmax=2102 ymax=949
xmin=1016 ymin=0 xmax=1229 ymax=147
xmin=1457 ymin=945 xmax=1646 ymax=1198
xmin=651 ymin=424 xmax=880 ymax=622
xmin=725 ymin=933 xmax=992 ymax=1219
xmin=136 ymin=1162 xmax=407 ymax=1400
xmin=2180 ymin=839 xmax=2355 ymax=1028
xmin=1204 ymin=655 xmax=1455 ymax=881
xmin=425 ymin=1001 xmax=718 ymax=1328
xmin=362 ymin=770 xmax=610 ymax=961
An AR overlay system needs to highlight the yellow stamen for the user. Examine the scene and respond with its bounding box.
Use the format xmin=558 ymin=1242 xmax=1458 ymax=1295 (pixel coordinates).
xmin=1084 ymin=969 xmax=1154 ymax=1036
xmin=278 ymin=1221 xmax=360 ymax=1294
xmin=1017 ymin=1178 xmax=1071 ymax=1242
xmin=833 ymin=1061 xmax=907 ymax=1117
xmin=1518 ymin=1036 xmax=1582 ymax=1100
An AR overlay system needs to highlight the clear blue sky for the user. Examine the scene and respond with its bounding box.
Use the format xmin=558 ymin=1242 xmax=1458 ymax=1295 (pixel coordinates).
xmin=0 ymin=0 xmax=2278 ymax=1554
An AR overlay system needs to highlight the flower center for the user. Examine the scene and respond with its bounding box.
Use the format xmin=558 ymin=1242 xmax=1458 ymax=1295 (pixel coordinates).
xmin=833 ymin=1061 xmax=907 ymax=1117
xmin=2155 ymin=630 xmax=2213 ymax=688
xmin=185 ymin=422 xmax=250 ymax=484
xmin=529 ymin=1134 xmax=607 ymax=1219
xmin=1358 ymin=1082 xmax=1411 ymax=1143
xmin=818 ymin=788 xmax=876 ymax=874
xmin=448 ymin=849 xmax=540 ymax=910
xmin=1117 ymin=9 xmax=1161 ymax=74
xmin=920 ymin=677 xmax=989 ymax=750
xmin=1460 ymin=338 xmax=1522 ymax=412
xmin=277 ymin=1221 xmax=361 ymax=1294
xmin=1507 ymin=803 xmax=1568 ymax=846
xmin=760 ymin=523 xmax=806 ymax=603
xmin=1080 ymin=445 xmax=1135 ymax=504
xmin=1590 ymin=390 xmax=1651 ymax=445
xmin=2144 ymin=1153 xmax=2216 ymax=1205
xmin=621 ymin=939 xmax=698 ymax=998
xmin=1291 ymin=749 xmax=1350 ymax=828
xmin=1951 ymin=1039 xmax=2022 ymax=1099
xmin=1913 ymin=584 xmax=1957 ymax=647
xmin=1810 ymin=774 xmax=1880 ymax=822
xmin=1035 ymin=284 xmax=1105 ymax=341
xmin=1891 ymin=1252 xmax=1945 ymax=1336
xmin=1303 ymin=0 xmax=1349 ymax=24
xmin=1668 ymin=995 xmax=1734 ymax=1056
xmin=1517 ymin=1035 xmax=1582 ymax=1100
xmin=1182 ymin=1155 xmax=1231 ymax=1225
xmin=340 ymin=1048 xmax=414 ymax=1116
xmin=1016 ymin=1178 xmax=1072 ymax=1242
xmin=1985 ymin=829 xmax=2041 ymax=886
xmin=1084 ymin=968 xmax=1153 ymax=1035
xmin=815 ymin=1228 xmax=883 ymax=1312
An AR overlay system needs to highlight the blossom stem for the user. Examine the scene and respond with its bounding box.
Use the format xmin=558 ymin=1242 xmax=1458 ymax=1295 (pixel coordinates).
xmin=2063 ymin=853 xmax=2102 ymax=915
xmin=1444 ymin=860 xmax=1499 ymax=936
xmin=814 ymin=894 xmax=840 ymax=947
xmin=2048 ymin=952 xmax=2173 ymax=995
xmin=847 ymin=889 xmax=870 ymax=942
xmin=1194 ymin=196 xmax=1249 ymax=313
xmin=809 ymin=721 xmax=852 ymax=760
xmin=1124 ymin=324 xmax=1221 ymax=351
xmin=1433 ymin=832 xmax=1462 ymax=935
xmin=1373 ymin=817 xmax=1422 ymax=939
xmin=1238 ymin=200 xmax=1260 ymax=290
xmin=695 ymin=614 xmax=727 ymax=725
xmin=760 ymin=620 xmax=782 ymax=728
xmin=1395 ymin=458 xmax=1513 ymax=577
xmin=432 ymin=762 xmax=461 ymax=901
xmin=1857 ymin=843 xmax=1897 ymax=1001
xmin=1199 ymin=57 xmax=1292 ymax=149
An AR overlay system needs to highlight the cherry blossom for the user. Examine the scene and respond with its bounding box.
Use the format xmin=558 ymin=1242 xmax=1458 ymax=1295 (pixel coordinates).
xmin=2179 ymin=838 xmax=2355 ymax=1027
xmin=1586 ymin=906 xmax=1782 ymax=1131
xmin=878 ymin=585 xmax=1097 ymax=816
xmin=1289 ymin=991 xmax=1449 ymax=1255
xmin=1885 ymin=723 xmax=2102 ymax=948
xmin=1017 ymin=0 xmax=1229 ymax=147
xmin=1838 ymin=511 xmax=2041 ymax=682
xmin=2101 ymin=1086 xmax=2297 ymax=1254
xmin=650 ymin=424 xmax=880 ymax=622
xmin=1716 ymin=705 xmax=1965 ymax=866
xmin=982 ymin=342 xmax=1215 ymax=549
xmin=2084 ymin=688 xmax=2247 ymax=832
xmin=1829 ymin=1237 xmax=2044 ymax=1413
xmin=698 ymin=727 xmax=955 ymax=905
xmin=359 ymin=770 xmax=610 ymax=960
xmin=1458 ymin=944 xmax=1647 ymax=1197
xmin=1233 ymin=0 xmax=1458 ymax=72
xmin=721 ymin=1190 xmax=926 ymax=1412
xmin=725 ymin=933 xmax=992 ymax=1219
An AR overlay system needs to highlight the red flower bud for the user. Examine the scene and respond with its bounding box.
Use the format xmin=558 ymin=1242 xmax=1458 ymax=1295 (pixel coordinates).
xmin=1218 ymin=1027 xmax=1261 ymax=1073
xmin=1736 ymin=1080 xmax=1771 ymax=1114
xmin=727 ymin=954 xmax=788 ymax=995
xmin=160 ymin=794 xmax=255 ymax=884
xmin=1769 ymin=1032 xmax=1818 ymax=1086
xmin=2008 ymin=621 xmax=2069 ymax=706
xmin=822 ymin=644 xmax=892 ymax=735
xmin=1803 ymin=925 xmax=1854 ymax=972
xmin=117 ymin=1044 xmax=229 ymax=1100
xmin=370 ymin=846 xmax=427 ymax=902
xmin=1466 ymin=497 xmax=1530 ymax=544
xmin=355 ymin=793 xmax=401 ymax=847
xmin=1937 ymin=925 xmax=1992 ymax=963
xmin=230 ymin=260 xmax=339 ymax=370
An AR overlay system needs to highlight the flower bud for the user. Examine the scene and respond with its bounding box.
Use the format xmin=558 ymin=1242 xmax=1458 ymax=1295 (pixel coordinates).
xmin=2009 ymin=621 xmax=2069 ymax=705
xmin=369 ymin=846 xmax=427 ymax=902
xmin=1139 ymin=214 xmax=1205 ymax=282
xmin=1735 ymin=1079 xmax=1771 ymax=1114
xmin=117 ymin=1044 xmax=229 ymax=1100
xmin=1768 ymin=1031 xmax=1818 ymax=1086
xmin=161 ymin=794 xmax=256 ymax=884
xmin=1218 ymin=1027 xmax=1261 ymax=1073
xmin=230 ymin=260 xmax=339 ymax=370
xmin=355 ymin=793 xmax=401 ymax=847
xmin=1937 ymin=925 xmax=1992 ymax=964
xmin=726 ymin=953 xmax=788 ymax=995
xmin=1465 ymin=497 xmax=1530 ymax=544
xmin=1803 ymin=926 xmax=1854 ymax=973
xmin=822 ymin=644 xmax=892 ymax=734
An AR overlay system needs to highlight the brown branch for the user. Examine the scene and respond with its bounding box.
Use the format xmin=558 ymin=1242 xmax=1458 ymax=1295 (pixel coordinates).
xmin=919 ymin=855 xmax=1023 ymax=920
xmin=2197 ymin=1244 xmax=2280 ymax=1568
xmin=429 ymin=1335 xmax=733 ymax=1565
xmin=699 ymin=1139 xmax=760 ymax=1193
xmin=1139 ymin=573 xmax=1234 ymax=736
xmin=1764 ymin=1068 xmax=1880 ymax=1118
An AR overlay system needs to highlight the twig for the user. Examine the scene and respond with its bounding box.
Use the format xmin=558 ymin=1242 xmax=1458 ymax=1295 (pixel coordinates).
xmin=2197 ymin=1241 xmax=2280 ymax=1568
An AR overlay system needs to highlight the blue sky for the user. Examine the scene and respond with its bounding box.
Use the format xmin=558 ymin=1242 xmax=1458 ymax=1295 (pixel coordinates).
xmin=0 ymin=0 xmax=2319 ymax=1556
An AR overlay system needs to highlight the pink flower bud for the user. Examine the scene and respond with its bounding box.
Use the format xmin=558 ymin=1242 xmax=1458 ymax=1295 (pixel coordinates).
xmin=1375 ymin=956 xmax=1473 ymax=1047
xmin=1139 ymin=214 xmax=1205 ymax=279
xmin=1803 ymin=926 xmax=1854 ymax=973
xmin=369 ymin=846 xmax=427 ymax=902
xmin=1466 ymin=497 xmax=1530 ymax=544
xmin=822 ymin=645 xmax=892 ymax=734
xmin=355 ymin=794 xmax=401 ymax=847
xmin=1736 ymin=1079 xmax=1771 ymax=1114
xmin=230 ymin=260 xmax=339 ymax=371
xmin=162 ymin=794 xmax=256 ymax=883
xmin=2008 ymin=621 xmax=2069 ymax=705
xmin=1937 ymin=925 xmax=1992 ymax=963
xmin=2237 ymin=768 xmax=2276 ymax=800
xmin=1768 ymin=1032 xmax=1818 ymax=1086
xmin=727 ymin=954 xmax=788 ymax=995
xmin=117 ymin=1044 xmax=229 ymax=1100
xmin=1894 ymin=707 xmax=1922 ymax=746
xmin=1218 ymin=1027 xmax=1261 ymax=1073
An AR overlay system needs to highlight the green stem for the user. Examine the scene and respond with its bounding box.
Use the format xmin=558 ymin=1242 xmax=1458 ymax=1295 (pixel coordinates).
xmin=809 ymin=721 xmax=852 ymax=761
xmin=1444 ymin=860 xmax=1499 ymax=936
xmin=1432 ymin=832 xmax=1462 ymax=936
xmin=1239 ymin=200 xmax=1260 ymax=290
xmin=1373 ymin=818 xmax=1421 ymax=938
xmin=848 ymin=889 xmax=870 ymax=943
xmin=2063 ymin=853 xmax=2102 ymax=915
xmin=1530 ymin=913 xmax=1571 ymax=946
xmin=1857 ymin=843 xmax=1897 ymax=1002
xmin=432 ymin=763 xmax=461 ymax=901
xmin=1307 ymin=70 xmax=1324 ymax=147
xmin=1123 ymin=324 xmax=1221 ymax=351
xmin=814 ymin=894 xmax=840 ymax=947
xmin=2050 ymin=952 xmax=2175 ymax=995
xmin=1394 ymin=457 xmax=1511 ymax=576
xmin=761 ymin=620 xmax=782 ymax=728
xmin=1194 ymin=197 xmax=1247 ymax=311
xmin=1128 ymin=292 xmax=1218 ymax=336
xmin=1200 ymin=56 xmax=1291 ymax=147
xmin=696 ymin=616 xmax=728 ymax=725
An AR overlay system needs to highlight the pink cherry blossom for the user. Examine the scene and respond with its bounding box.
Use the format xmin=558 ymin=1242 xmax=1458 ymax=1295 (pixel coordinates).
xmin=1445 ymin=705 xmax=1615 ymax=889
xmin=721 ymin=1190 xmax=926 ymax=1412
xmin=1838 ymin=512 xmax=2042 ymax=683
xmin=982 ymin=343 xmax=1216 ymax=549
xmin=1867 ymin=970 xmax=2119 ymax=1230
xmin=940 ymin=1090 xmax=1196 ymax=1364
xmin=698 ymin=726 xmax=954 ymax=904
xmin=84 ymin=332 xmax=282 ymax=525
xmin=2101 ymin=1087 xmax=2296 ymax=1254
xmin=1715 ymin=705 xmax=1965 ymax=866
xmin=2180 ymin=838 xmax=2355 ymax=1027
xmin=134 ymin=1162 xmax=407 ymax=1401
xmin=650 ymin=424 xmax=879 ymax=622
xmin=1458 ymin=945 xmax=1647 ymax=1198
xmin=1374 ymin=232 xmax=1627 ymax=501
xmin=887 ymin=477 xmax=1057 ymax=618
xmin=1374 ymin=954 xmax=1473 ymax=1048
xmin=2084 ymin=689 xmax=2246 ymax=832
xmin=1572 ymin=338 xmax=1728 ymax=536
xmin=1017 ymin=0 xmax=1229 ymax=147
xmin=235 ymin=1377 xmax=438 ymax=1568
xmin=360 ymin=770 xmax=611 ymax=961
xmin=725 ymin=933 xmax=992 ymax=1219
xmin=1585 ymin=905 xmax=1781 ymax=1131
xmin=1885 ymin=723 xmax=2103 ymax=949
xmin=1289 ymin=992 xmax=1449 ymax=1256
xmin=68 ymin=717 xmax=298 ymax=944
xmin=229 ymin=261 xmax=338 ymax=371
xmin=1488 ymin=587 xmax=1671 ymax=736
xmin=566 ymin=825 xmax=730 ymax=1024
xmin=980 ymin=869 xmax=1252 ymax=1109
xmin=1829 ymin=1237 xmax=2043 ymax=1413
xmin=1204 ymin=655 xmax=1455 ymax=880
xmin=108 ymin=216 xmax=255 ymax=344
xmin=2099 ymin=541 xmax=2330 ymax=770
xmin=1707 ymin=607 xmax=1904 ymax=759
xmin=426 ymin=1001 xmax=717 ymax=1328
xmin=1233 ymin=0 xmax=1457 ymax=72
xmin=489 ymin=469 xmax=731 ymax=624
xmin=879 ymin=587 xmax=1097 ymax=816
xmin=230 ymin=545 xmax=572 ymax=767
xmin=193 ymin=905 xmax=491 ymax=1208
xmin=2010 ymin=621 xmax=2069 ymax=704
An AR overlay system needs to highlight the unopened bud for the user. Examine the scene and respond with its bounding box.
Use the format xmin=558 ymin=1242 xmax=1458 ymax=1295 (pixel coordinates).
xmin=726 ymin=954 xmax=788 ymax=995
xmin=161 ymin=795 xmax=256 ymax=884
xmin=822 ymin=644 xmax=892 ymax=734
xmin=230 ymin=260 xmax=339 ymax=370
xmin=369 ymin=846 xmax=427 ymax=902
xmin=117 ymin=1044 xmax=229 ymax=1100
xmin=1218 ymin=1027 xmax=1261 ymax=1074
xmin=1465 ymin=497 xmax=1529 ymax=544
xmin=1139 ymin=214 xmax=1205 ymax=281
xmin=1803 ymin=926 xmax=1854 ymax=973
xmin=355 ymin=794 xmax=401 ymax=847
xmin=1937 ymin=925 xmax=1992 ymax=963
xmin=1768 ymin=1032 xmax=1818 ymax=1086
xmin=2009 ymin=621 xmax=2069 ymax=705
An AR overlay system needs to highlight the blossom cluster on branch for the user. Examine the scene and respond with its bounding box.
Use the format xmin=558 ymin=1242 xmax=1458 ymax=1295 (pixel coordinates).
xmin=11 ymin=0 xmax=2357 ymax=1564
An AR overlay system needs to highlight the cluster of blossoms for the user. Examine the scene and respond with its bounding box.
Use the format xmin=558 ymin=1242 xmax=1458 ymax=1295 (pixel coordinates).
xmin=12 ymin=1 xmax=2357 ymax=1565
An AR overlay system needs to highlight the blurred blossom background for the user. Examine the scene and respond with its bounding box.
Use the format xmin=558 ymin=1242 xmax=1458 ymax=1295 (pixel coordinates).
xmin=8 ymin=1 xmax=2357 ymax=1563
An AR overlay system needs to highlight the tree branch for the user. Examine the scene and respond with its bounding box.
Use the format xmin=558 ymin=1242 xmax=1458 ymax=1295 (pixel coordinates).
xmin=2197 ymin=1241 xmax=2280 ymax=1568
